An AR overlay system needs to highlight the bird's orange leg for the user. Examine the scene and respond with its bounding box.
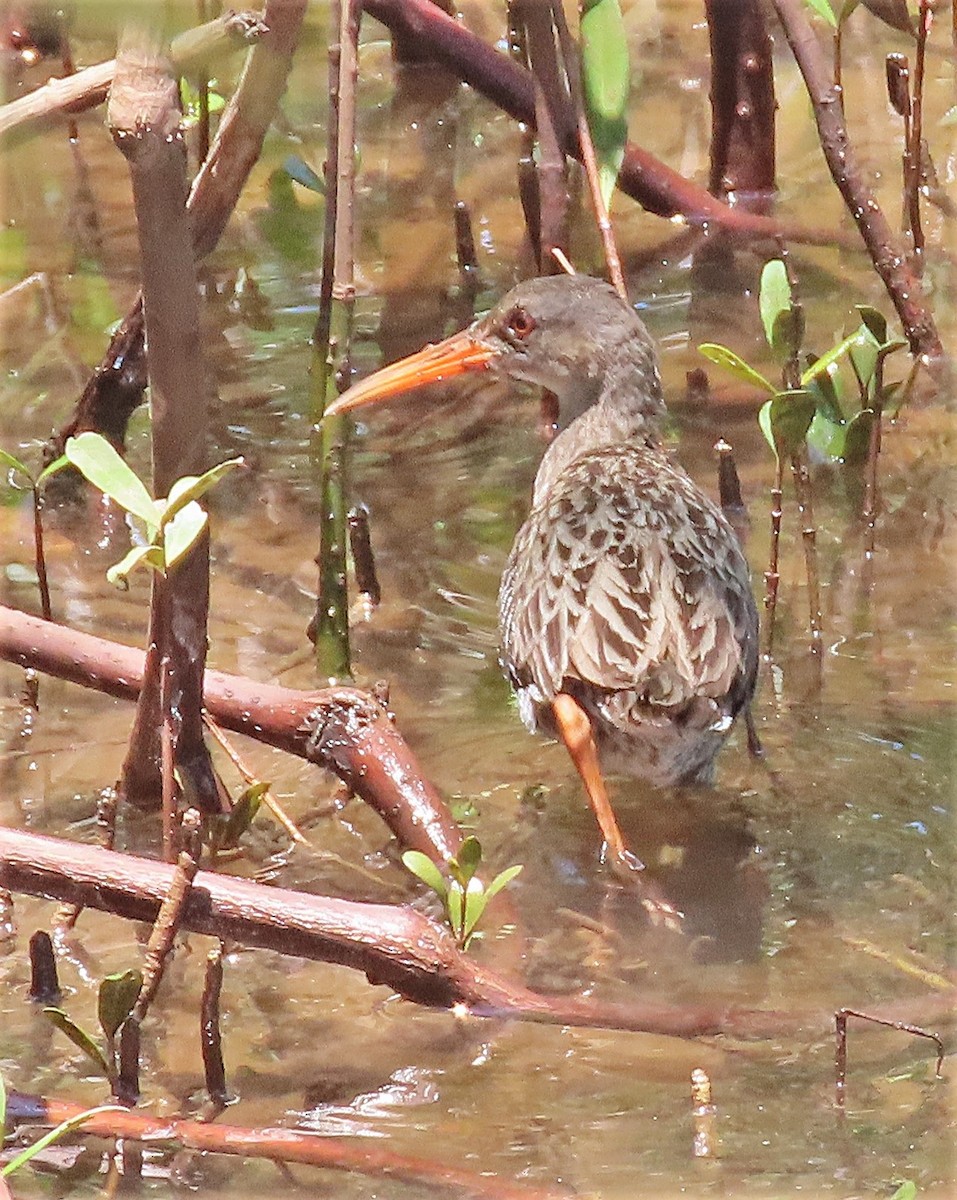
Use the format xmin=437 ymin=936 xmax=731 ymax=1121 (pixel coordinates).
xmin=551 ymin=692 xmax=683 ymax=929
xmin=551 ymin=692 xmax=635 ymax=866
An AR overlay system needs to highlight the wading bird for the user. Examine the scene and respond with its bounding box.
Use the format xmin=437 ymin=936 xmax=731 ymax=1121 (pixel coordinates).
xmin=327 ymin=275 xmax=759 ymax=919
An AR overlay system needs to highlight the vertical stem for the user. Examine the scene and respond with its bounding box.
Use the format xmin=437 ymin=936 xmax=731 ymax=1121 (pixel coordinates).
xmin=310 ymin=0 xmax=359 ymax=682
xmin=552 ymin=2 xmax=626 ymax=299
xmin=789 ymin=447 xmax=822 ymax=657
xmin=763 ymin=457 xmax=784 ymax=659
xmin=201 ymin=943 xmax=227 ymax=1108
xmin=907 ymin=1 xmax=932 ymax=263
xmin=31 ymin=486 xmax=52 ymax=621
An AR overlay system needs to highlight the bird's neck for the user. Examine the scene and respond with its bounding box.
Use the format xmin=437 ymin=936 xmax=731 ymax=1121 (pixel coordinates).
xmin=532 ymin=371 xmax=665 ymax=507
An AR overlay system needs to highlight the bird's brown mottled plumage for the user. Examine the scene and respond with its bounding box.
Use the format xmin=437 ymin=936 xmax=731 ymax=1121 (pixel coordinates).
xmin=327 ymin=274 xmax=759 ymax=897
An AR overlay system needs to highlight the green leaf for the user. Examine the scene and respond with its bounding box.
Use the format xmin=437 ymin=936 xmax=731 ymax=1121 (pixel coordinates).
xmin=163 ymin=501 xmax=208 ymax=569
xmin=453 ymin=835 xmax=483 ymax=887
xmin=219 ymin=781 xmax=267 ymax=849
xmin=759 ymin=260 xmax=792 ymax=348
xmin=462 ymin=879 xmax=488 ymax=946
xmin=770 ymin=390 xmax=816 ymax=458
xmin=842 ymin=408 xmax=875 ymax=466
xmin=804 ymin=0 xmax=838 ymax=26
xmin=42 ymin=1008 xmax=109 ymax=1076
xmin=838 ymin=0 xmax=861 ymax=24
xmin=770 ymin=304 xmax=805 ymax=362
xmin=106 ymin=544 xmax=164 ymax=589
xmin=401 ymin=850 xmax=448 ymax=900
xmin=65 ymin=433 xmax=157 ymax=532
xmin=1 ymin=1104 xmax=127 ymax=1178
xmin=97 ymin=969 xmax=142 ymax=1039
xmin=161 ymin=457 xmax=244 ymax=526
xmin=698 ymin=344 xmax=776 ymax=395
xmin=0 ymin=446 xmax=32 ymax=483
xmin=889 ymin=1182 xmax=917 ymax=1200
xmin=806 ymin=408 xmax=846 ymax=461
xmin=856 ymin=305 xmax=888 ymax=346
xmin=860 ymin=0 xmax=914 ymax=36
xmin=848 ymin=322 xmax=880 ymax=395
xmin=283 ymin=154 xmax=325 ymax=194
xmin=580 ymin=0 xmax=630 ymax=209
xmin=800 ymin=328 xmax=869 ymax=389
xmin=447 ymin=884 xmax=464 ymax=939
xmin=484 ymin=863 xmax=523 ymax=901
xmin=759 ymin=391 xmax=817 ymax=459
xmin=36 ymin=454 xmax=69 ymax=487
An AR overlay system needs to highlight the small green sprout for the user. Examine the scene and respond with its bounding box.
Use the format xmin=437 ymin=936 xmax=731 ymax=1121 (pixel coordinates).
xmin=402 ymin=836 xmax=522 ymax=950
xmin=64 ymin=432 xmax=243 ymax=588
xmin=43 ymin=968 xmax=143 ymax=1087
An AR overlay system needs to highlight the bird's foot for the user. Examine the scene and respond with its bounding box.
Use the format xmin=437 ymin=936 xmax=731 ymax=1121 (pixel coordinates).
xmin=603 ymin=844 xmax=685 ymax=933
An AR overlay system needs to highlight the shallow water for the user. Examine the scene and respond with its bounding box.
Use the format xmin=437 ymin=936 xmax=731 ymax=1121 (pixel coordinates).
xmin=1 ymin=2 xmax=954 ymax=1196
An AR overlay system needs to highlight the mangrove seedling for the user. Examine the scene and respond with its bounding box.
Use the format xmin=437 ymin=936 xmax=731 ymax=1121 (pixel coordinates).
xmin=63 ymin=431 xmax=243 ymax=588
xmin=402 ymin=836 xmax=522 ymax=950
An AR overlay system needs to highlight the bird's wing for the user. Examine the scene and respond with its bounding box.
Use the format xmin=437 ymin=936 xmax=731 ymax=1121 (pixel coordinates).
xmin=499 ymin=449 xmax=757 ymax=711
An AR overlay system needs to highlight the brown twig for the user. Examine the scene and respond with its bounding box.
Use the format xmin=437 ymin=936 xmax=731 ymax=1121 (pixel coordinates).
xmin=704 ymin=0 xmax=776 ymax=198
xmin=0 ymin=827 xmax=792 ymax=1039
xmin=108 ymin=25 xmax=221 ymax=814
xmin=834 ymin=1007 xmax=945 ymax=1113
xmin=551 ymin=0 xmax=625 ymax=299
xmin=0 ymin=11 xmax=267 ymax=147
xmin=118 ymin=811 xmax=203 ymax=1103
xmin=690 ymin=1067 xmax=717 ymax=1158
xmin=363 ymin=0 xmax=837 ymax=246
xmin=763 ymin=457 xmax=784 ymax=659
xmin=0 ymin=605 xmax=463 ymax=865
xmin=201 ymin=944 xmax=228 ymax=1109
xmin=769 ymin=0 xmax=941 ymax=359
xmin=27 ymin=929 xmax=61 ymax=1004
xmin=5 ymin=1089 xmax=570 ymax=1200
xmin=789 ymin=448 xmax=823 ymax=659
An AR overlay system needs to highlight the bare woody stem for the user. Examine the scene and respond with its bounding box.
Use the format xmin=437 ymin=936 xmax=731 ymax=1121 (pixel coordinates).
xmin=769 ymin=0 xmax=941 ymax=359
xmin=0 ymin=605 xmax=463 ymax=865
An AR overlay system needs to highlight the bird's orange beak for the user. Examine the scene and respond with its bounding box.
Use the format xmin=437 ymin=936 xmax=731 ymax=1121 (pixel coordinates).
xmin=323 ymin=328 xmax=498 ymax=418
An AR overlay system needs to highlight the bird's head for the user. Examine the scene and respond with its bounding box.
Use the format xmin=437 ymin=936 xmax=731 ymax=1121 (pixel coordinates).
xmin=324 ymin=274 xmax=666 ymax=436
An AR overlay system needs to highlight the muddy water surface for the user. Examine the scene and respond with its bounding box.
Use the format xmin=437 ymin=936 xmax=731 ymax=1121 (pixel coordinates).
xmin=1 ymin=3 xmax=954 ymax=1197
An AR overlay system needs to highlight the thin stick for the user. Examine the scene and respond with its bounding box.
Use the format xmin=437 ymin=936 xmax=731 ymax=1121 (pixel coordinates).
xmin=691 ymin=1067 xmax=718 ymax=1158
xmin=763 ymin=457 xmax=784 ymax=659
xmin=835 ymin=1007 xmax=944 ymax=1113
xmin=203 ymin=714 xmax=306 ymax=844
xmin=28 ymin=930 xmax=61 ymax=1004
xmin=770 ymin=0 xmax=940 ymax=359
xmin=789 ymin=448 xmax=823 ymax=658
xmin=551 ymin=2 xmax=626 ymax=300
xmin=31 ymin=486 xmax=52 ymax=621
xmin=201 ymin=943 xmax=228 ymax=1108
xmin=906 ymin=2 xmax=933 ymax=262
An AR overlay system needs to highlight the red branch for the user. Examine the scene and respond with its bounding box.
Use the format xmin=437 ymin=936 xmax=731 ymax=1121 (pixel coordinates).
xmin=0 ymin=605 xmax=461 ymax=864
xmin=363 ymin=0 xmax=831 ymax=244
xmin=770 ymin=0 xmax=941 ymax=359
xmin=0 ymin=826 xmax=791 ymax=1037
xmin=4 ymin=1089 xmax=569 ymax=1200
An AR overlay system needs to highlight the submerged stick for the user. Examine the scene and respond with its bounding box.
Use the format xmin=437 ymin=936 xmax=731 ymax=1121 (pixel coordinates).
xmin=5 ymin=1089 xmax=570 ymax=1200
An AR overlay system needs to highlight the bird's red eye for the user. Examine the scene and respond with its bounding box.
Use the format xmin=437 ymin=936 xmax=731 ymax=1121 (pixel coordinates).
xmin=506 ymin=307 xmax=536 ymax=340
